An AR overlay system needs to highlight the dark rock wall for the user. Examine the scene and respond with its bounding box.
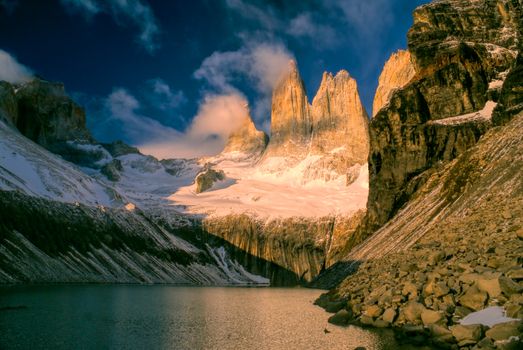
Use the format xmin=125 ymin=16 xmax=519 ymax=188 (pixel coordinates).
xmin=365 ymin=0 xmax=521 ymax=232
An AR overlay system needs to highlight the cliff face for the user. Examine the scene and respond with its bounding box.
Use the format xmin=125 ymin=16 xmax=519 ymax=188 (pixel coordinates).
xmin=202 ymin=212 xmax=366 ymax=284
xmin=15 ymin=79 xmax=92 ymax=147
xmin=365 ymin=0 xmax=521 ymax=232
xmin=263 ymin=60 xmax=311 ymax=158
xmin=372 ymin=50 xmax=416 ymax=117
xmin=0 ymin=81 xmax=18 ymax=126
xmin=310 ymin=70 xmax=369 ymax=166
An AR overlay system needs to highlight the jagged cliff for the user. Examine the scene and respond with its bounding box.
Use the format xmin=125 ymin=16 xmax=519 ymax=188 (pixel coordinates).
xmin=315 ymin=0 xmax=523 ymax=347
xmin=364 ymin=0 xmax=521 ymax=233
xmin=259 ymin=60 xmax=369 ymax=184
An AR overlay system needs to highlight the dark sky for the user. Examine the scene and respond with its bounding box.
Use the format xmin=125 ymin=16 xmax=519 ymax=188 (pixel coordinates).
xmin=0 ymin=0 xmax=428 ymax=158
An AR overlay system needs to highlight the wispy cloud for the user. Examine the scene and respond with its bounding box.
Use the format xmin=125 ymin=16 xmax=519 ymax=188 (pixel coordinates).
xmin=0 ymin=49 xmax=33 ymax=83
xmin=146 ymin=78 xmax=187 ymax=111
xmin=60 ymin=0 xmax=160 ymax=53
xmin=106 ymin=90 xmax=249 ymax=159
xmin=194 ymin=41 xmax=293 ymax=125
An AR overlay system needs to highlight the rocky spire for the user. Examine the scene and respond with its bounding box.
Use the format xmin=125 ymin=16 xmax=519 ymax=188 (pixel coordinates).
xmin=310 ymin=70 xmax=369 ymax=165
xmin=372 ymin=50 xmax=416 ymax=117
xmin=222 ymin=105 xmax=268 ymax=156
xmin=264 ymin=60 xmax=311 ymax=157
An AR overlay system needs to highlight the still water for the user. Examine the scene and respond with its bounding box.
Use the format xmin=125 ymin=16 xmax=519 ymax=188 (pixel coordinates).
xmin=1 ymin=285 xmax=424 ymax=350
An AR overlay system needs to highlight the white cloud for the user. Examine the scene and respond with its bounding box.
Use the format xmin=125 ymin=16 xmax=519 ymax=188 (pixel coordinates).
xmin=60 ymin=0 xmax=160 ymax=53
xmin=139 ymin=94 xmax=250 ymax=159
xmin=0 ymin=49 xmax=33 ymax=83
xmin=194 ymin=41 xmax=294 ymax=124
xmin=105 ymin=88 xmax=249 ymax=159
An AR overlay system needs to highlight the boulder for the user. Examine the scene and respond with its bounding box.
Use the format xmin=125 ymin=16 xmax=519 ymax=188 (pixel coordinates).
xmin=459 ymin=286 xmax=488 ymax=311
xmin=499 ymin=276 xmax=523 ymax=296
xmin=363 ymin=305 xmax=382 ymax=318
xmin=450 ymin=324 xmax=484 ymax=343
xmin=195 ymin=167 xmax=226 ymax=193
xmin=382 ymin=308 xmax=397 ymax=324
xmin=421 ymin=309 xmax=445 ymax=326
xmin=328 ymin=309 xmax=352 ymax=326
xmin=401 ymin=301 xmax=427 ymax=324
xmin=485 ymin=321 xmax=522 ymax=341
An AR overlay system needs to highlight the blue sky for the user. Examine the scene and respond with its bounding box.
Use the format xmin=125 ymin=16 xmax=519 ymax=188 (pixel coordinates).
xmin=0 ymin=0 xmax=428 ymax=158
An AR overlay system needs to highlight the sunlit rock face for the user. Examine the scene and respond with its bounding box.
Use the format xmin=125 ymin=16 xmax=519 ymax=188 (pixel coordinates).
xmin=372 ymin=50 xmax=416 ymax=117
xmin=203 ymin=211 xmax=366 ymax=284
xmin=263 ymin=60 xmax=312 ymax=159
xmin=260 ymin=60 xmax=369 ymax=184
xmin=221 ymin=108 xmax=268 ymax=157
xmin=310 ymin=70 xmax=369 ymax=167
xmin=364 ymin=0 xmax=522 ymax=233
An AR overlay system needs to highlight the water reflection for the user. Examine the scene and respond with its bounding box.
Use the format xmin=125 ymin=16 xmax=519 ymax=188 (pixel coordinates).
xmin=1 ymin=285 xmax=414 ymax=349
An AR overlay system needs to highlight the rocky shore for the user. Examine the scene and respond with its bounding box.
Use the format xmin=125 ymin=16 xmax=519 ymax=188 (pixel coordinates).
xmin=316 ymin=224 xmax=522 ymax=348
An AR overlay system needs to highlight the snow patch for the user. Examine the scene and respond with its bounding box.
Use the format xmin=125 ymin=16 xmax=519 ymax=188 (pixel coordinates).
xmin=459 ymin=306 xmax=519 ymax=327
xmin=430 ymin=101 xmax=497 ymax=126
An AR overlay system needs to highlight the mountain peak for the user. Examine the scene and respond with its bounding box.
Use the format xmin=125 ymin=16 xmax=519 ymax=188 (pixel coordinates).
xmin=221 ymin=108 xmax=268 ymax=157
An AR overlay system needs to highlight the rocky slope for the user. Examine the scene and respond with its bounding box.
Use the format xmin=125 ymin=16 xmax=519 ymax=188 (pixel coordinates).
xmin=314 ymin=0 xmax=523 ymax=347
xmin=317 ymin=111 xmax=523 ymax=348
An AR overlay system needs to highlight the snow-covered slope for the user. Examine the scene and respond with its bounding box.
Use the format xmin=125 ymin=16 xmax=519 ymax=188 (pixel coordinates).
xmin=0 ymin=121 xmax=123 ymax=207
xmin=0 ymin=122 xmax=270 ymax=285
xmin=169 ymin=155 xmax=368 ymax=219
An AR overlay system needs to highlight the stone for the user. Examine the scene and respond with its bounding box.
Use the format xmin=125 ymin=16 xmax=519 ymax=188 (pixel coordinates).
xmin=359 ymin=315 xmax=374 ymax=326
xmin=401 ymin=301 xmax=427 ymax=324
xmin=402 ymin=282 xmax=419 ymax=298
xmin=450 ymin=324 xmax=483 ymax=343
xmin=517 ymin=229 xmax=523 ymax=240
xmin=505 ymin=303 xmax=523 ymax=319
xmin=328 ymin=309 xmax=352 ymax=326
xmin=506 ymin=268 xmax=523 ymax=281
xmin=382 ymin=308 xmax=397 ymax=324
xmin=363 ymin=305 xmax=382 ymax=318
xmin=433 ymin=282 xmax=450 ymax=298
xmin=499 ymin=276 xmax=523 ymax=296
xmin=459 ymin=286 xmax=488 ymax=311
xmin=195 ymin=167 xmax=226 ymax=193
xmin=428 ymin=251 xmax=446 ymax=266
xmin=485 ymin=321 xmax=522 ymax=341
xmin=477 ymin=276 xmax=502 ymax=298
xmin=324 ymin=301 xmax=347 ymax=313
xmin=421 ymin=309 xmax=444 ymax=326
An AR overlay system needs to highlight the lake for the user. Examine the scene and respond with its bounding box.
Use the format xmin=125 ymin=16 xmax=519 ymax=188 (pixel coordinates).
xmin=0 ymin=285 xmax=427 ymax=349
